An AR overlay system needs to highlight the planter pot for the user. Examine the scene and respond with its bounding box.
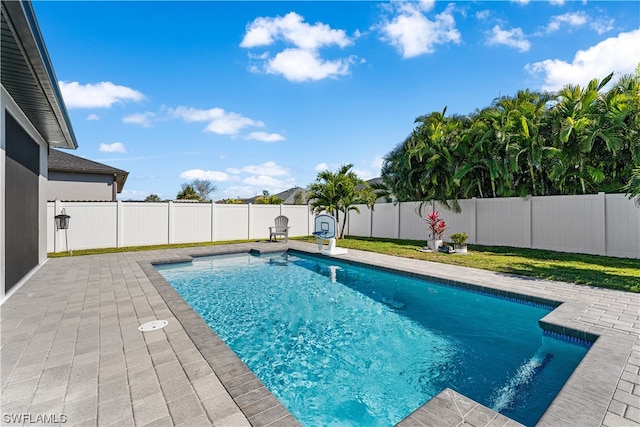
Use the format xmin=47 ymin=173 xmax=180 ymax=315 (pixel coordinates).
xmin=454 ymin=244 xmax=468 ymax=254
xmin=427 ymin=239 xmax=443 ymax=251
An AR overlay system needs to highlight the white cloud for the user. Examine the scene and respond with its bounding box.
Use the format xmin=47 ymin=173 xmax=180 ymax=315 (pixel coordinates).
xmin=118 ymin=190 xmax=148 ymax=201
xmin=487 ymin=25 xmax=531 ymax=52
xmin=265 ymin=48 xmax=352 ymax=82
xmin=371 ymin=155 xmax=385 ymax=170
xmin=241 ymin=12 xmax=356 ymax=82
xmin=417 ymin=0 xmax=436 ymax=12
xmin=545 ymin=11 xmax=614 ymax=35
xmin=179 ymin=169 xmax=231 ymax=182
xmin=547 ymin=12 xmax=588 ymax=33
xmin=245 ymin=131 xmax=286 ymax=142
xmin=123 ymin=111 xmax=155 ymax=127
xmin=244 ymin=175 xmax=298 ymax=197
xmin=475 ymin=10 xmax=491 ymax=21
xmin=240 ymin=161 xmax=289 ymax=177
xmin=511 ymin=0 xmax=529 ymax=4
xmin=549 ymin=0 xmax=565 ymax=5
xmin=241 ymin=12 xmax=352 ymax=50
xmin=218 ymin=161 xmax=296 ymax=198
xmin=352 ymin=168 xmax=376 ymax=180
xmin=314 ymin=162 xmax=329 ymax=172
xmin=243 ymin=175 xmax=295 ymax=188
xmin=99 ymin=142 xmax=126 ymax=153
xmin=220 ymin=185 xmax=258 ymax=198
xmin=221 ymin=175 xmax=297 ymax=198
xmin=379 ymin=3 xmax=461 ymax=58
xmin=59 ymin=81 xmax=144 ymax=109
xmin=590 ymin=18 xmax=614 ymax=35
xmin=168 ymin=106 xmax=264 ymax=135
xmin=86 ymin=113 xmax=99 ymax=121
xmin=526 ymin=29 xmax=640 ymax=91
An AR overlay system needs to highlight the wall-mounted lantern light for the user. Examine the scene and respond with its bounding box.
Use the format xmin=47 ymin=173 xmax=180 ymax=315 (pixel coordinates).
xmin=54 ymin=209 xmax=71 ymax=229
xmin=54 ymin=208 xmax=72 ymax=255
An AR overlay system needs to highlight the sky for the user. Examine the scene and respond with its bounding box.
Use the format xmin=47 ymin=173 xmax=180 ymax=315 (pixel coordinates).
xmin=32 ymin=0 xmax=639 ymax=201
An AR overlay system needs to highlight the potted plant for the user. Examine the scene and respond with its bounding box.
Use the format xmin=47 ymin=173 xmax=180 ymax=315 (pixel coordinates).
xmin=424 ymin=211 xmax=447 ymax=251
xmin=450 ymin=232 xmax=468 ymax=254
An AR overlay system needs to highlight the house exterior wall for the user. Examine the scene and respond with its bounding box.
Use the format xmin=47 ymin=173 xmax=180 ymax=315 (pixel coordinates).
xmin=48 ymin=171 xmax=115 ymax=201
xmin=1 ymin=87 xmax=50 ymax=300
xmin=0 ymin=93 xmax=6 ymax=300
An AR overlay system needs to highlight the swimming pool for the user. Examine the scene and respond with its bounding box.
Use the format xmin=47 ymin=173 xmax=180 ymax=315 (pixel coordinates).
xmin=156 ymin=251 xmax=589 ymax=426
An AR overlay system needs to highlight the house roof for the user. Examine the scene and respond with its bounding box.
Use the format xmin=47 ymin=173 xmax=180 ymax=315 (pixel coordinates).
xmin=241 ymin=187 xmax=308 ymax=205
xmin=274 ymin=187 xmax=307 ymax=204
xmin=49 ymin=149 xmax=128 ymax=193
xmin=366 ymin=177 xmax=383 ymax=186
xmin=1 ymin=0 xmax=77 ymax=149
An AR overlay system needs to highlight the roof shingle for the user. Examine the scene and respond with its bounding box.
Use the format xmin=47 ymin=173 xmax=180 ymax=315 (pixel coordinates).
xmin=48 ymin=149 xmax=128 ymax=191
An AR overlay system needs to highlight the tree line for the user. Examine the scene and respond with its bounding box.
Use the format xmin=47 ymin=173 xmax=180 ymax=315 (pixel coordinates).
xmin=381 ymin=68 xmax=640 ymax=211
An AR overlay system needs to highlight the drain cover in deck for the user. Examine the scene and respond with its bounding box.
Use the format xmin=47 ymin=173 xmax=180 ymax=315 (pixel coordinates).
xmin=138 ymin=320 xmax=168 ymax=332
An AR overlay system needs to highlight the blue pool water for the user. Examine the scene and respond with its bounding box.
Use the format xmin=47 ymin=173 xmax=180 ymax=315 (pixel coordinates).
xmin=156 ymin=252 xmax=589 ymax=427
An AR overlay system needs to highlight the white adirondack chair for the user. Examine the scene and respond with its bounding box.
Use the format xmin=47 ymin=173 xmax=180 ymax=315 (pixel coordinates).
xmin=269 ymin=215 xmax=290 ymax=242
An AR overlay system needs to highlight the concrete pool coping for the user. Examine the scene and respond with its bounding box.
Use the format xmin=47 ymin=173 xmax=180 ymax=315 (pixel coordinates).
xmin=1 ymin=241 xmax=638 ymax=426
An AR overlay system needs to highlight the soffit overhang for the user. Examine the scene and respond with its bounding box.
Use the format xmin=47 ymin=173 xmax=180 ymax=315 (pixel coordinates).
xmin=1 ymin=0 xmax=77 ymax=149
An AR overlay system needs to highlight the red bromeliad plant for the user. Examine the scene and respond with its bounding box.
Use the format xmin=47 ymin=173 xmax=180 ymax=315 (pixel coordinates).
xmin=426 ymin=211 xmax=447 ymax=240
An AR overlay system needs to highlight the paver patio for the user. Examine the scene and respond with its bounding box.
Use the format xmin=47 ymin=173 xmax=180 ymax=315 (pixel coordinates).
xmin=1 ymin=241 xmax=638 ymax=426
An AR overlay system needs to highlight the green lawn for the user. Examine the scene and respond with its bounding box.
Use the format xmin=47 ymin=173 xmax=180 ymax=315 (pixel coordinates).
xmin=295 ymin=236 xmax=640 ymax=293
xmin=48 ymin=236 xmax=639 ymax=293
xmin=47 ymin=239 xmax=256 ymax=258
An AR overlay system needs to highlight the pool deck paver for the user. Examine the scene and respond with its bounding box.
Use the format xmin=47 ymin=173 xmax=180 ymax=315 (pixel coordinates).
xmin=0 ymin=241 xmax=638 ymax=427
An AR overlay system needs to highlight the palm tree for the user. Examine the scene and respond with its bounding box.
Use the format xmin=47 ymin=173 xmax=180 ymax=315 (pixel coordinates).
xmin=307 ymin=164 xmax=377 ymax=238
xmin=497 ymin=90 xmax=554 ymax=196
xmin=382 ymin=108 xmax=465 ymax=212
xmin=455 ymin=106 xmax=508 ymax=198
xmin=383 ymin=69 xmax=639 ymax=202
xmin=548 ymin=74 xmax=615 ymax=194
xmin=624 ymin=167 xmax=640 ymax=206
xmin=601 ymin=68 xmax=640 ymax=192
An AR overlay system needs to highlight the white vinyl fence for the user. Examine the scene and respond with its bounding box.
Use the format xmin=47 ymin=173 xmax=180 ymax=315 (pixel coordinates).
xmin=48 ymin=201 xmax=314 ymax=253
xmin=48 ymin=194 xmax=640 ymax=259
xmin=346 ymin=193 xmax=640 ymax=259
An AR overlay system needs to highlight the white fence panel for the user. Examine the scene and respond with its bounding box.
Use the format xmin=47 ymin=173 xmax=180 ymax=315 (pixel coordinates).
xmin=282 ymin=205 xmax=312 ymax=237
xmin=399 ymin=202 xmax=428 ymax=241
xmin=214 ymin=205 xmax=249 ymax=241
xmin=250 ymin=205 xmax=282 ymax=240
xmin=121 ymin=203 xmax=168 ymax=247
xmin=532 ymin=194 xmax=604 ymax=255
xmin=45 ymin=196 xmax=637 ymax=258
xmin=437 ymin=199 xmax=477 ymax=243
xmin=47 ymin=203 xmax=55 ymax=252
xmin=172 ymin=203 xmax=212 ymax=244
xmin=477 ymin=197 xmax=531 ymax=247
xmin=50 ymin=202 xmax=118 ymax=251
xmin=347 ymin=204 xmax=371 ymax=237
xmin=605 ymin=194 xmax=639 ymax=258
xmin=371 ymin=203 xmax=398 ymax=239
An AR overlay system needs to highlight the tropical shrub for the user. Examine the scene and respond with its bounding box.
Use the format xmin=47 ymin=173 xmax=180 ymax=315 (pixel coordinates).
xmin=450 ymin=232 xmax=468 ymax=246
xmin=426 ymin=211 xmax=447 ymax=240
xmin=381 ymin=68 xmax=640 ymax=207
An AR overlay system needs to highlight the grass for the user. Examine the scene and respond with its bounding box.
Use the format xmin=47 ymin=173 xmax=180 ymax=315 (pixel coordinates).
xmin=48 ymin=236 xmax=639 ymax=293
xmin=295 ymin=236 xmax=640 ymax=293
xmin=47 ymin=239 xmax=256 ymax=258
